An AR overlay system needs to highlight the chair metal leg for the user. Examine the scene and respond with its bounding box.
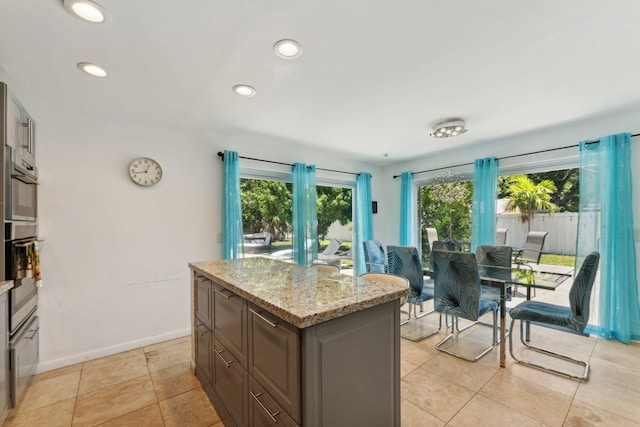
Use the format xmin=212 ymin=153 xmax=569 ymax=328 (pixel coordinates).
xmin=400 ymin=304 xmax=448 ymax=341
xmin=435 ymin=310 xmax=497 ymax=362
xmin=508 ymin=318 xmax=590 ymax=380
xmin=458 ymin=310 xmax=508 ymax=343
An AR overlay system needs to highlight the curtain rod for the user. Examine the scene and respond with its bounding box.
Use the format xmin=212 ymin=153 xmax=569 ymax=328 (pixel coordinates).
xmin=216 ymin=152 xmax=360 ymax=176
xmin=392 ymin=133 xmax=640 ymax=178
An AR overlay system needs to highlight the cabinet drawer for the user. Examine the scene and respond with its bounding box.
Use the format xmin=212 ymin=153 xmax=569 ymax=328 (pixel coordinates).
xmin=194 ymin=275 xmax=213 ymax=329
xmin=249 ymin=378 xmax=299 ymax=427
xmin=248 ymin=304 xmax=301 ymax=423
xmin=213 ymin=338 xmax=248 ymax=427
xmin=194 ymin=319 xmax=213 ymax=386
xmin=213 ymin=283 xmax=248 ymax=368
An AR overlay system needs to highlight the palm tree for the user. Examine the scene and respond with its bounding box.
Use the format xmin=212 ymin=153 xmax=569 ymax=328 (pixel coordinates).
xmin=505 ymin=175 xmax=558 ymax=231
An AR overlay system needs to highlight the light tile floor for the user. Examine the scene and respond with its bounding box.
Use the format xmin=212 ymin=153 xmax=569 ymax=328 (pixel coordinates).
xmin=5 ymin=337 xmax=223 ymax=427
xmin=400 ymin=282 xmax=640 ymax=427
xmin=5 ymin=285 xmax=640 ymax=426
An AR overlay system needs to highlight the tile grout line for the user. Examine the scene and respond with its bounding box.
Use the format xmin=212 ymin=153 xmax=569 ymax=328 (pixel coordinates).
xmin=70 ymin=363 xmax=84 ymax=426
xmin=144 ymin=346 xmax=166 ymax=427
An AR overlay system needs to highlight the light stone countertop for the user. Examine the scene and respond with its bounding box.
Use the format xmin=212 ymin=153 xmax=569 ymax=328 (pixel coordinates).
xmin=189 ymin=257 xmax=409 ymax=329
xmin=0 ymin=280 xmax=13 ymax=296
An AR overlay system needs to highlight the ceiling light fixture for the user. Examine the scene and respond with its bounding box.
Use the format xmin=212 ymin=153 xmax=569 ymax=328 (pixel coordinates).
xmin=232 ymin=85 xmax=256 ymax=97
xmin=429 ymin=118 xmax=469 ymax=138
xmin=274 ymin=39 xmax=303 ymax=59
xmin=63 ymin=0 xmax=108 ymax=23
xmin=77 ymin=62 xmax=108 ymax=77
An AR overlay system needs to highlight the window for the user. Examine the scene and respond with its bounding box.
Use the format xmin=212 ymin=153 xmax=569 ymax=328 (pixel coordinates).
xmin=239 ymin=176 xmax=353 ymax=268
xmin=418 ymin=176 xmax=473 ymax=262
xmin=416 ymin=165 xmax=579 ymax=267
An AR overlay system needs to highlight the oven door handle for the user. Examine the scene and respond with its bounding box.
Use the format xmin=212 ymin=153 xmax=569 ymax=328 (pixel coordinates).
xmin=13 ymin=240 xmax=37 ymax=248
xmin=11 ymin=172 xmax=38 ymax=185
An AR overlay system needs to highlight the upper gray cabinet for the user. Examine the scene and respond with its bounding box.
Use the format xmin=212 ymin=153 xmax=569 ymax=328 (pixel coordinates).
xmin=1 ymin=83 xmax=35 ymax=164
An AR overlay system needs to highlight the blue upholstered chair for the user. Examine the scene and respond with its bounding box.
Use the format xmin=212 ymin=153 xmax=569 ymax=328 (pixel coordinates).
xmin=476 ymin=245 xmax=513 ymax=303
xmin=508 ymin=252 xmax=600 ymax=380
xmin=363 ymin=240 xmax=387 ymax=273
xmin=387 ymin=245 xmax=442 ymax=340
xmin=432 ymin=250 xmax=499 ymax=361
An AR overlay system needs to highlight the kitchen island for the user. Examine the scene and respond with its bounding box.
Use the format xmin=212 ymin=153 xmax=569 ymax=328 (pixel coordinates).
xmin=189 ymin=257 xmax=408 ymax=427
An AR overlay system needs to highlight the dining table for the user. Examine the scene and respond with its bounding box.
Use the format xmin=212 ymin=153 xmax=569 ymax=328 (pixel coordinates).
xmin=477 ymin=263 xmax=573 ymax=367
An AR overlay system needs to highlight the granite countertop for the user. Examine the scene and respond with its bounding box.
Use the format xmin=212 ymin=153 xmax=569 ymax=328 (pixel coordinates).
xmin=189 ymin=257 xmax=409 ymax=329
xmin=0 ymin=280 xmax=13 ymax=296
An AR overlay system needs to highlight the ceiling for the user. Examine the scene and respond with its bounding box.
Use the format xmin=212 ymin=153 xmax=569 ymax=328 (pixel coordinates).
xmin=2 ymin=0 xmax=640 ymax=164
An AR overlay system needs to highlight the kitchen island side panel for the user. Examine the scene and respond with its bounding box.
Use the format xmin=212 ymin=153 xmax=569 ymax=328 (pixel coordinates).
xmin=302 ymin=300 xmax=401 ymax=427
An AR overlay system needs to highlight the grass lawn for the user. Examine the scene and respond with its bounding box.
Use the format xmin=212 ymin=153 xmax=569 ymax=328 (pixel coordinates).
xmin=540 ymin=254 xmax=575 ymax=266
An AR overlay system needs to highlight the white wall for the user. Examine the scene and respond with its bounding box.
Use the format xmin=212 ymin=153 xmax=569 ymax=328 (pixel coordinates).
xmin=29 ymin=104 xmax=380 ymax=371
xmin=36 ymin=108 xmax=222 ymax=371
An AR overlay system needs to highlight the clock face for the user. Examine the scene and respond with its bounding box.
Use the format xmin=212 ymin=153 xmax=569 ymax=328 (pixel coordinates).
xmin=128 ymin=157 xmax=163 ymax=187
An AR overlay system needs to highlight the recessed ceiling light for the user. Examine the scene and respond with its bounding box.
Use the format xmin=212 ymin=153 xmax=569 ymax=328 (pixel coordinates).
xmin=274 ymin=39 xmax=303 ymax=59
xmin=77 ymin=62 xmax=108 ymax=77
xmin=63 ymin=0 xmax=108 ymax=23
xmin=429 ymin=118 xmax=469 ymax=138
xmin=233 ymin=85 xmax=256 ymax=97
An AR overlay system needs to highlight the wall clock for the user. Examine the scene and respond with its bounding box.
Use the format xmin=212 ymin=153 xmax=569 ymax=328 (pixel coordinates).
xmin=128 ymin=157 xmax=163 ymax=187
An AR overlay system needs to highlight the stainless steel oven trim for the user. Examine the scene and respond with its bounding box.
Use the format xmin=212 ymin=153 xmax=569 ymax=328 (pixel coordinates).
xmin=11 ymin=171 xmax=37 ymax=185
xmin=9 ymin=294 xmax=37 ymax=336
xmin=10 ymin=314 xmax=39 ymax=407
xmin=5 ymin=145 xmax=38 ymax=222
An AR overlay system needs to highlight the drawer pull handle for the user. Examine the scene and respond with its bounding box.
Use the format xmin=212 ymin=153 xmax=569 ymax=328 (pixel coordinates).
xmin=251 ymin=391 xmax=280 ymax=423
xmin=214 ymin=349 xmax=233 ymax=368
xmin=249 ymin=308 xmax=278 ymax=328
xmin=214 ymin=288 xmax=234 ymax=300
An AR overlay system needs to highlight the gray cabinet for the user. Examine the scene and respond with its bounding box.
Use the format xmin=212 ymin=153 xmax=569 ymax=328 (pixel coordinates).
xmin=0 ymin=291 xmax=8 ymax=424
xmin=248 ymin=304 xmax=300 ymax=423
xmin=191 ymin=270 xmax=401 ymax=427
xmin=213 ymin=337 xmax=248 ymax=427
xmin=195 ymin=275 xmax=213 ymax=329
xmin=1 ymin=83 xmax=36 ymax=165
xmin=194 ymin=318 xmax=213 ymax=386
xmin=249 ymin=378 xmax=298 ymax=427
xmin=213 ymin=284 xmax=248 ymax=368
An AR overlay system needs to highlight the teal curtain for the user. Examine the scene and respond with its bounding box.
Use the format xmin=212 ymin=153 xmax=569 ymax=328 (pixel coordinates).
xmin=354 ymin=173 xmax=373 ymax=276
xmin=470 ymin=157 xmax=499 ymax=252
xmin=400 ymin=172 xmax=417 ymax=247
xmin=222 ymin=150 xmax=244 ymax=259
xmin=292 ymin=163 xmax=318 ymax=266
xmin=577 ymin=133 xmax=640 ymax=343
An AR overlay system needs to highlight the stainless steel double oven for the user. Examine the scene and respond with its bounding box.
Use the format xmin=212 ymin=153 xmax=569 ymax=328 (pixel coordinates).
xmin=4 ymin=146 xmax=39 ymax=406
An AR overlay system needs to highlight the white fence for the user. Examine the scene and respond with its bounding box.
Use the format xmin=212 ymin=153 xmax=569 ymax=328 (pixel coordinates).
xmin=497 ymin=212 xmax=578 ymax=255
xmin=326 ymin=221 xmax=353 ymax=242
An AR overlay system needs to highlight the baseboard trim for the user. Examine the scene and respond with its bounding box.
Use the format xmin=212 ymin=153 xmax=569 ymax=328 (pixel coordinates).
xmin=35 ymin=328 xmax=191 ymax=374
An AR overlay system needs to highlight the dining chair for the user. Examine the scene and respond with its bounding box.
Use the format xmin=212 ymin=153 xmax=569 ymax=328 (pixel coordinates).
xmin=513 ymin=231 xmax=548 ymax=265
xmin=363 ymin=239 xmax=387 ymax=273
xmin=476 ymin=245 xmax=513 ymax=303
xmin=387 ymin=245 xmax=442 ymax=340
xmin=425 ymin=228 xmax=438 ymax=251
xmin=432 ymin=250 xmax=499 ymax=361
xmin=432 ymin=240 xmax=462 ymax=252
xmin=496 ymin=228 xmax=508 ymax=245
xmin=508 ymin=252 xmax=600 ymax=380
xmin=512 ymin=231 xmax=548 ymax=297
xmin=360 ymin=272 xmax=409 ymax=325
xmin=311 ymin=263 xmax=341 ymax=273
